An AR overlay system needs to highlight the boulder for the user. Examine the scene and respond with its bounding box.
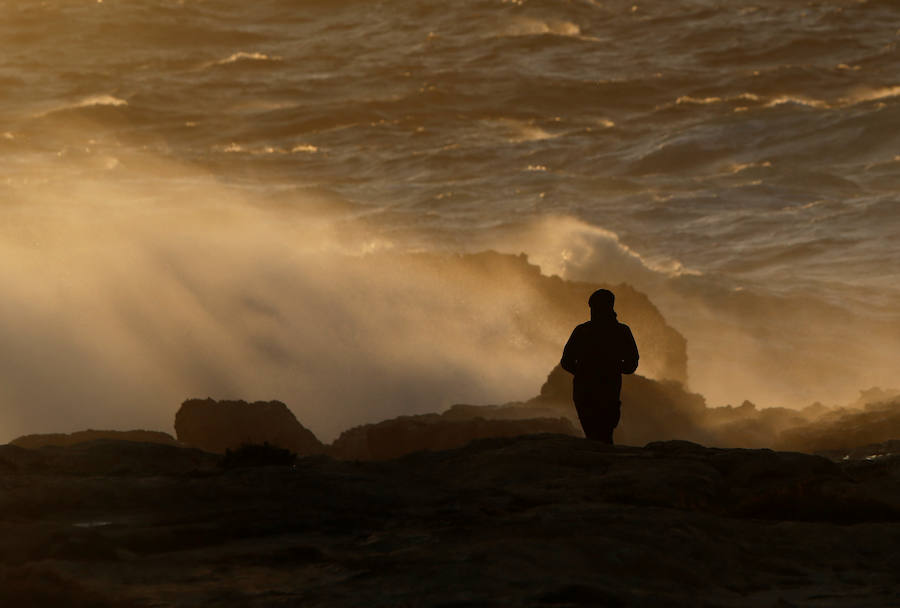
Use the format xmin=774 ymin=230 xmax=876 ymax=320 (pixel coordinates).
xmin=174 ymin=399 xmax=324 ymax=455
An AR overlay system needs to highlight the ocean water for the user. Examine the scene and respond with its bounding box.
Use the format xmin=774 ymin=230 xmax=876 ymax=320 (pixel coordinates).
xmin=1 ymin=0 xmax=899 ymax=441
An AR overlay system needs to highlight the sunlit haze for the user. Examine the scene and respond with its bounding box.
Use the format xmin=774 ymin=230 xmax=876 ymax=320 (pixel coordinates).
xmin=2 ymin=0 xmax=899 ymax=442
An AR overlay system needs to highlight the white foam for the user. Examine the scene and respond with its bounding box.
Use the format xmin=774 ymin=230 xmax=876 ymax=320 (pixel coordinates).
xmin=488 ymin=118 xmax=560 ymax=143
xmin=488 ymin=215 xmax=701 ymax=283
xmin=765 ymin=95 xmax=829 ymax=109
xmin=217 ymin=143 xmax=318 ymax=155
xmin=728 ymin=161 xmax=772 ymax=174
xmin=215 ymin=51 xmax=283 ymax=65
xmin=842 ymin=85 xmax=900 ymax=105
xmin=676 ymin=96 xmax=723 ymax=105
xmin=501 ymin=17 xmax=582 ymax=38
xmin=31 ymin=94 xmax=128 ymax=119
xmin=661 ymin=92 xmax=760 ymax=111
xmin=75 ymin=95 xmax=128 ymax=108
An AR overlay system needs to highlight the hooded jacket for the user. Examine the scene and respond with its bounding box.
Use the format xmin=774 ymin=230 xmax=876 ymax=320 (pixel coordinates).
xmin=560 ymin=309 xmax=639 ymax=379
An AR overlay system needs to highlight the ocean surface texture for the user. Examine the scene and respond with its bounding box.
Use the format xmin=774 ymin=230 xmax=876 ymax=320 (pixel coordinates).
xmin=1 ymin=0 xmax=899 ymax=440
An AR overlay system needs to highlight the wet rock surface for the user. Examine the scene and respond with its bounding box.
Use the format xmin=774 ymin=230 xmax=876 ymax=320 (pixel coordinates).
xmin=1 ymin=435 xmax=898 ymax=607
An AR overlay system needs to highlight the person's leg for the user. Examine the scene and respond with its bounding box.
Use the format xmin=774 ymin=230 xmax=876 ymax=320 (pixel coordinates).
xmin=597 ymin=399 xmax=621 ymax=444
xmin=601 ymin=375 xmax=623 ymax=444
xmin=573 ymin=376 xmax=621 ymax=443
xmin=572 ymin=378 xmax=600 ymax=440
xmin=574 ymin=398 xmax=610 ymax=442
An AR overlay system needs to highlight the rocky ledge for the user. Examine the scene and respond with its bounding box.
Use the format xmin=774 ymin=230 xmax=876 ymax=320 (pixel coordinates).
xmin=0 ymin=435 xmax=898 ymax=607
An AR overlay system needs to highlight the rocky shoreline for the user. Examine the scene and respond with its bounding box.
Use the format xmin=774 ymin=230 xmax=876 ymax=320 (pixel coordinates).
xmin=1 ymin=435 xmax=898 ymax=607
xmin=3 ymin=255 xmax=898 ymax=606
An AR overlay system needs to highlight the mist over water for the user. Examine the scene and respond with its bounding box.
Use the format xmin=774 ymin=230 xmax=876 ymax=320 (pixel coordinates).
xmin=1 ymin=154 xmax=582 ymax=441
xmin=2 ymin=0 xmax=899 ymax=441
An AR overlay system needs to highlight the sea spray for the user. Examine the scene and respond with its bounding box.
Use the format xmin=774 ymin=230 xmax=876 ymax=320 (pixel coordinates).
xmin=2 ymin=0 xmax=900 ymax=438
xmin=0 ymin=149 xmax=689 ymax=441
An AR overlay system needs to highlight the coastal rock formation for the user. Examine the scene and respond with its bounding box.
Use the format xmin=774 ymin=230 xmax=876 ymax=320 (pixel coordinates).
xmin=385 ymin=251 xmax=689 ymax=383
xmin=776 ymin=398 xmax=900 ymax=454
xmin=522 ymin=364 xmax=900 ymax=454
xmin=174 ymin=399 xmax=324 ymax=455
xmin=10 ymin=430 xmax=178 ymax=450
xmin=524 ymin=364 xmax=712 ymax=445
xmin=1 ymin=435 xmax=898 ymax=606
xmin=329 ymin=413 xmax=577 ymax=460
xmin=0 ymin=440 xmax=217 ymax=477
xmin=818 ymin=439 xmax=900 ymax=461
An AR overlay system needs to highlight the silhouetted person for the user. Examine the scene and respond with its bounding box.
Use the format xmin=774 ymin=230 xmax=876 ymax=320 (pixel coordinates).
xmin=560 ymin=289 xmax=639 ymax=444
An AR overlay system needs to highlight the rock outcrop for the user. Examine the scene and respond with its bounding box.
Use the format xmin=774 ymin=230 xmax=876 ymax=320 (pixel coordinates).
xmin=776 ymin=398 xmax=900 ymax=454
xmin=11 ymin=430 xmax=178 ymax=450
xmin=0 ymin=440 xmax=218 ymax=476
xmin=367 ymin=251 xmax=689 ymax=383
xmin=1 ymin=435 xmax=898 ymax=607
xmin=524 ymin=364 xmax=712 ymax=446
xmin=521 ymin=364 xmax=900 ymax=454
xmin=329 ymin=413 xmax=577 ymax=460
xmin=174 ymin=398 xmax=325 ymax=455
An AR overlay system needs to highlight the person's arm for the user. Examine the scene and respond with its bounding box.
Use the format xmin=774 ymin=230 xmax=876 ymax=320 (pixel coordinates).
xmin=560 ymin=327 xmax=580 ymax=375
xmin=620 ymin=325 xmax=639 ymax=374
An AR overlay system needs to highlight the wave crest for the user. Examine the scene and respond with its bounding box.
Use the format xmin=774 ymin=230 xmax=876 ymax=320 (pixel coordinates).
xmin=499 ymin=17 xmax=583 ymax=38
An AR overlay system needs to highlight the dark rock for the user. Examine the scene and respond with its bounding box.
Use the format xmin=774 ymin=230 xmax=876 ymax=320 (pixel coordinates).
xmin=11 ymin=429 xmax=178 ymax=450
xmin=1 ymin=435 xmax=898 ymax=606
xmin=442 ymin=403 xmax=570 ymax=422
xmin=0 ymin=444 xmax=47 ymax=473
xmin=776 ymin=399 xmax=900 ymax=453
xmin=220 ymin=442 xmax=296 ymax=469
xmin=525 ymin=365 xmax=712 ymax=446
xmin=174 ymin=398 xmax=325 ymax=455
xmin=38 ymin=440 xmax=218 ymax=476
xmin=329 ymin=414 xmax=578 ymax=460
xmin=817 ymin=439 xmax=900 ymax=462
xmin=0 ymin=565 xmax=123 ymax=608
xmin=519 ymin=365 xmax=900 ymax=454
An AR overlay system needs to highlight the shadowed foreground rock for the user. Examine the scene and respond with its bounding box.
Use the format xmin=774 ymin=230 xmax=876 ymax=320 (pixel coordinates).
xmin=175 ymin=398 xmax=325 ymax=455
xmin=329 ymin=413 xmax=577 ymax=460
xmin=11 ymin=429 xmax=178 ymax=450
xmin=1 ymin=435 xmax=898 ymax=607
xmin=172 ymin=398 xmax=577 ymax=461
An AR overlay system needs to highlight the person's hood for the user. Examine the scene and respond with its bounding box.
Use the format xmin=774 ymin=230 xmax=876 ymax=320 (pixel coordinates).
xmin=590 ymin=308 xmax=618 ymax=323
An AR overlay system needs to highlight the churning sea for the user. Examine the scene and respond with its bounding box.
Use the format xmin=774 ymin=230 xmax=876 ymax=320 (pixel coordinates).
xmin=1 ymin=0 xmax=899 ymax=439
